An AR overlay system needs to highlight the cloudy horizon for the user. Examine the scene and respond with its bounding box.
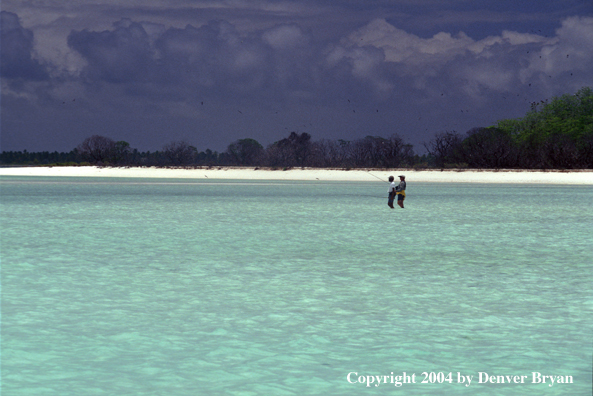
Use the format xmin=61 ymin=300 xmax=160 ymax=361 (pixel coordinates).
xmin=2 ymin=0 xmax=592 ymax=153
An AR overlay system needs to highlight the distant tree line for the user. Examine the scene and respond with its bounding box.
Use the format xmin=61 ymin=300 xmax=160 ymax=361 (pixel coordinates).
xmin=0 ymin=150 xmax=80 ymax=165
xmin=2 ymin=87 xmax=591 ymax=169
xmin=424 ymin=87 xmax=593 ymax=169
xmin=0 ymin=132 xmax=425 ymax=168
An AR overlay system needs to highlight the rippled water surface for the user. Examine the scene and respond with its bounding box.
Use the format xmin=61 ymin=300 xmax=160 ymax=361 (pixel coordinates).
xmin=2 ymin=176 xmax=592 ymax=395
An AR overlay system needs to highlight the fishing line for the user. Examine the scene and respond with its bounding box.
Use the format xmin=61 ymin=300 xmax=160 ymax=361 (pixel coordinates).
xmin=351 ymin=170 xmax=391 ymax=198
xmin=366 ymin=170 xmax=389 ymax=184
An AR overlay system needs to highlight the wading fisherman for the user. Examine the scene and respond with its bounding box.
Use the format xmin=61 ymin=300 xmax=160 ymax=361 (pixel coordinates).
xmin=387 ymin=176 xmax=396 ymax=208
xmin=388 ymin=175 xmax=406 ymax=209
xmin=395 ymin=175 xmax=406 ymax=208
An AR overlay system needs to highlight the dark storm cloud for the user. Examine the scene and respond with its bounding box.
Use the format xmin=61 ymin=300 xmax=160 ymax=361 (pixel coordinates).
xmin=67 ymin=19 xmax=154 ymax=84
xmin=0 ymin=11 xmax=49 ymax=81
xmin=153 ymin=20 xmax=271 ymax=92
xmin=1 ymin=1 xmax=592 ymax=152
xmin=66 ymin=17 xmax=323 ymax=102
xmin=69 ymin=21 xmax=244 ymax=84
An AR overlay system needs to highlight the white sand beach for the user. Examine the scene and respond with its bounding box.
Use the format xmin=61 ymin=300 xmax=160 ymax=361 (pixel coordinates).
xmin=1 ymin=166 xmax=592 ymax=184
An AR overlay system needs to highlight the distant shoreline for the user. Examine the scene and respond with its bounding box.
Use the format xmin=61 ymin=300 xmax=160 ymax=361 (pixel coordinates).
xmin=1 ymin=166 xmax=592 ymax=184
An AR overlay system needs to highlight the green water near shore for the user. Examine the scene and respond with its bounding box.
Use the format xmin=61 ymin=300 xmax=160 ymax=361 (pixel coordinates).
xmin=2 ymin=177 xmax=592 ymax=395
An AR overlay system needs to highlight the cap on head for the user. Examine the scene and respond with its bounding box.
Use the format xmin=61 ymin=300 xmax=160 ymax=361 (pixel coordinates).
xmin=398 ymin=175 xmax=405 ymax=179
xmin=389 ymin=176 xmax=394 ymax=182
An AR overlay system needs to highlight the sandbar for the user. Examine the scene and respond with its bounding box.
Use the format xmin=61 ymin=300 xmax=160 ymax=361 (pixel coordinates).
xmin=1 ymin=166 xmax=592 ymax=184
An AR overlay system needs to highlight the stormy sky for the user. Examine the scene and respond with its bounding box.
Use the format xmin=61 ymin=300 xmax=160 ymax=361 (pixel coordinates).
xmin=1 ymin=1 xmax=592 ymax=153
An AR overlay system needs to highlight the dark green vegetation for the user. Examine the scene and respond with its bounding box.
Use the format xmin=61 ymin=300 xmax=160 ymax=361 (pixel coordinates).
xmin=425 ymin=87 xmax=593 ymax=169
xmin=2 ymin=87 xmax=591 ymax=169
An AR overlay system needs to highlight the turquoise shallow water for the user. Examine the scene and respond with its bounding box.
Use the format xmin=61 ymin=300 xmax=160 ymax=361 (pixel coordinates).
xmin=1 ymin=176 xmax=592 ymax=395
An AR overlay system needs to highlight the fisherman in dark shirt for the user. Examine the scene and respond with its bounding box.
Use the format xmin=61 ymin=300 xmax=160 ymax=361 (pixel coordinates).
xmin=394 ymin=175 xmax=406 ymax=208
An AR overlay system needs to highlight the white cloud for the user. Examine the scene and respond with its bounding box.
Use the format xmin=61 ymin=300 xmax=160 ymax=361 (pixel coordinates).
xmin=326 ymin=16 xmax=592 ymax=99
xmin=341 ymin=19 xmax=473 ymax=64
xmin=543 ymin=16 xmax=593 ymax=72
